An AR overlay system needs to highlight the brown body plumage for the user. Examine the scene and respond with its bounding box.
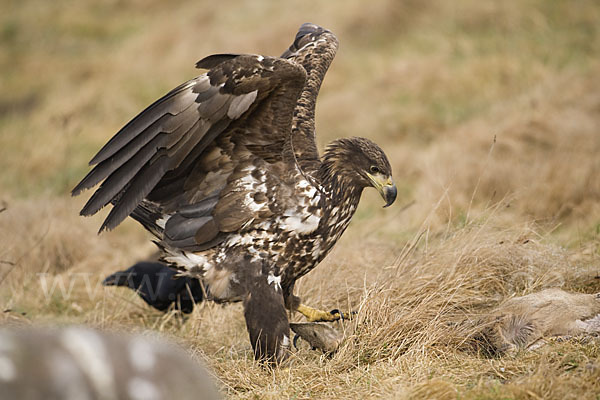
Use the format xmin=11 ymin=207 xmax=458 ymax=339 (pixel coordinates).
xmin=74 ymin=24 xmax=396 ymax=363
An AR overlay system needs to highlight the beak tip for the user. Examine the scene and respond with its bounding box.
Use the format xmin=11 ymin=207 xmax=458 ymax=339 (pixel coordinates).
xmin=383 ymin=184 xmax=397 ymax=208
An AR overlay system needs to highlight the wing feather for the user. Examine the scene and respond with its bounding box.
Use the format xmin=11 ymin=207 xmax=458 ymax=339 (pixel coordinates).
xmin=101 ymin=156 xmax=170 ymax=232
xmin=281 ymin=23 xmax=339 ymax=169
xmin=80 ymin=134 xmax=166 ymax=216
xmin=228 ymin=90 xmax=258 ymax=119
xmin=89 ymin=81 xmax=198 ymax=166
xmin=74 ymin=54 xmax=307 ymax=235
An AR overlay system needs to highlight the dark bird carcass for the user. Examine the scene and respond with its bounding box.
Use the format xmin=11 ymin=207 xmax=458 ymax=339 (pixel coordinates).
xmin=103 ymin=261 xmax=204 ymax=314
xmin=73 ymin=23 xmax=397 ymax=363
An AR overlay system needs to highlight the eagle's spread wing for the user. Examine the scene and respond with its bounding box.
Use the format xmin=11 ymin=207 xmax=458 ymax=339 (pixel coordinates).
xmin=72 ymin=55 xmax=307 ymax=244
xmin=281 ymin=23 xmax=339 ymax=171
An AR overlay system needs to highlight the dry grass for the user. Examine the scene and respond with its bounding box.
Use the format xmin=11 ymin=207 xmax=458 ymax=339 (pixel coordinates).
xmin=2 ymin=0 xmax=600 ymax=398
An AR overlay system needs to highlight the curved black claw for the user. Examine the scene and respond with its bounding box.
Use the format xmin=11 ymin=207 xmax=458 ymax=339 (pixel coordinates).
xmin=292 ymin=333 xmax=317 ymax=351
xmin=329 ymin=309 xmax=341 ymax=320
xmin=329 ymin=309 xmax=357 ymax=322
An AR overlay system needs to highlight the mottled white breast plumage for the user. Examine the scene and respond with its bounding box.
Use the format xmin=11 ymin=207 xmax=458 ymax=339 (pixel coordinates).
xmin=162 ymin=168 xmax=358 ymax=302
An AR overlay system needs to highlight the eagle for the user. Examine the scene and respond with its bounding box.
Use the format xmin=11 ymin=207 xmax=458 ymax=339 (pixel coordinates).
xmin=73 ymin=23 xmax=396 ymax=363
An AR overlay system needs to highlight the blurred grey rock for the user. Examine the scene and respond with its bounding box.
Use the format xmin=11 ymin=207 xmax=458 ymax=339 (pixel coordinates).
xmin=0 ymin=326 xmax=220 ymax=400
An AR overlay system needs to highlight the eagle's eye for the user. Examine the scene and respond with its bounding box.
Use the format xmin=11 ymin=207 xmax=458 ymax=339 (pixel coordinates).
xmin=369 ymin=166 xmax=380 ymax=174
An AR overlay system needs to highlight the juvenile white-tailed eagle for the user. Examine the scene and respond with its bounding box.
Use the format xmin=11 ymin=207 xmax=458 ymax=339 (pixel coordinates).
xmin=73 ymin=23 xmax=396 ymax=363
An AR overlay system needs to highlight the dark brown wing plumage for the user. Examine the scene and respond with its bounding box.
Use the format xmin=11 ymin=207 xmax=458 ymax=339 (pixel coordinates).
xmin=73 ymin=55 xmax=306 ymax=234
xmin=281 ymin=23 xmax=339 ymax=171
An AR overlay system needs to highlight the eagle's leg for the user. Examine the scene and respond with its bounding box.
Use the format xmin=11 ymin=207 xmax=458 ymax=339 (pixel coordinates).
xmin=295 ymin=304 xmax=355 ymax=322
xmin=243 ymin=276 xmax=291 ymax=364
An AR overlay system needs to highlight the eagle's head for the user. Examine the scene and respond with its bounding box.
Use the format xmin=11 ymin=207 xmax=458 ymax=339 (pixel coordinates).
xmin=322 ymin=137 xmax=397 ymax=207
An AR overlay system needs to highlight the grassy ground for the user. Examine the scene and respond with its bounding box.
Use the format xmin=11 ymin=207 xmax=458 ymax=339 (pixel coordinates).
xmin=1 ymin=0 xmax=600 ymax=398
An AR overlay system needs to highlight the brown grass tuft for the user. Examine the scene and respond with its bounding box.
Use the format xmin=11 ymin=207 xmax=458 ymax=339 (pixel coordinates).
xmin=338 ymin=219 xmax=584 ymax=365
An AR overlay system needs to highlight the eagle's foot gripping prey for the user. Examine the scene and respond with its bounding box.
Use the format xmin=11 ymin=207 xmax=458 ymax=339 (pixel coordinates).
xmin=296 ymin=304 xmax=356 ymax=322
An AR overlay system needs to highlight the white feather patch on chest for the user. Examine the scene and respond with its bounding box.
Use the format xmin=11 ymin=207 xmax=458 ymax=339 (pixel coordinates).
xmin=278 ymin=177 xmax=322 ymax=234
xmin=280 ymin=213 xmax=320 ymax=234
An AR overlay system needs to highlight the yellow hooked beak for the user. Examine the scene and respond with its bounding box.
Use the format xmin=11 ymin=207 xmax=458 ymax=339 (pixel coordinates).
xmin=366 ymin=173 xmax=397 ymax=207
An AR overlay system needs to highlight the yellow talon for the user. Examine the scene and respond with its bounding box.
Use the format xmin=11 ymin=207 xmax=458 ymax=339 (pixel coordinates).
xmin=296 ymin=304 xmax=354 ymax=322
